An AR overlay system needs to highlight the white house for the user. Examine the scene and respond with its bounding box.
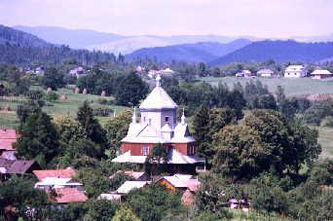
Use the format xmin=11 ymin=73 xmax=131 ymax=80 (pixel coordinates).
xmin=257 ymin=69 xmax=274 ymax=78
xmin=310 ymin=69 xmax=333 ymax=79
xmin=284 ymin=65 xmax=306 ymax=78
xmin=236 ymin=70 xmax=254 ymax=78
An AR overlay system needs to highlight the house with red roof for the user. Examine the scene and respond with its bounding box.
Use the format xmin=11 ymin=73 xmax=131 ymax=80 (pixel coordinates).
xmin=33 ymin=167 xmax=87 ymax=204
xmin=33 ymin=167 xmax=77 ymax=181
xmin=47 ymin=188 xmax=88 ymax=204
xmin=0 ymin=129 xmax=19 ymax=158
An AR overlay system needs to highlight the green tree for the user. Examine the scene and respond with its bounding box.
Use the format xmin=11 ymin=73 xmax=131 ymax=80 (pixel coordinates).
xmin=77 ymin=101 xmax=107 ymax=157
xmin=212 ymin=125 xmax=267 ymax=179
xmin=41 ymin=67 xmax=65 ymax=90
xmin=0 ymin=176 xmax=48 ymax=219
xmin=127 ymin=184 xmax=184 ymax=221
xmin=105 ymin=109 xmax=132 ymax=157
xmin=15 ymin=110 xmax=59 ymax=167
xmin=115 ymin=72 xmax=149 ymax=106
xmin=112 ymin=205 xmax=140 ymax=221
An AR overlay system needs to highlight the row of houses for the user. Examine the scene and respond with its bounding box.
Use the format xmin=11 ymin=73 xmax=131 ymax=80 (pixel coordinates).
xmin=236 ymin=65 xmax=333 ymax=79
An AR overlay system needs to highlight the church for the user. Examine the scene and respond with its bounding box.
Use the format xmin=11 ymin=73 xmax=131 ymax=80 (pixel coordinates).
xmin=112 ymin=75 xmax=204 ymax=174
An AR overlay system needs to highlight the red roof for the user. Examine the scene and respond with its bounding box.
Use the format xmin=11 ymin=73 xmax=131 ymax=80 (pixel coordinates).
xmin=33 ymin=167 xmax=77 ymax=181
xmin=0 ymin=139 xmax=16 ymax=151
xmin=0 ymin=129 xmax=18 ymax=139
xmin=48 ymin=188 xmax=88 ymax=203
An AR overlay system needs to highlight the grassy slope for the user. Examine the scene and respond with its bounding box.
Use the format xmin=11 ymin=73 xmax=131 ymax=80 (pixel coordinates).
xmin=316 ymin=126 xmax=333 ymax=159
xmin=0 ymin=87 xmax=128 ymax=129
xmin=200 ymin=76 xmax=333 ymax=96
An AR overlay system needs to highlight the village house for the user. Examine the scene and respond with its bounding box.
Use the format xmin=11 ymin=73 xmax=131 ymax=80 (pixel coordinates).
xmin=236 ymin=70 xmax=254 ymax=78
xmin=310 ymin=69 xmax=333 ymax=79
xmin=284 ymin=65 xmax=306 ymax=78
xmin=158 ymin=174 xmax=200 ymax=192
xmin=0 ymin=129 xmax=19 ymax=160
xmin=112 ymin=74 xmax=205 ymax=174
xmin=69 ymin=66 xmax=86 ymax=78
xmin=32 ymin=167 xmax=87 ymax=204
xmin=0 ymin=159 xmax=39 ymax=180
xmin=257 ymin=69 xmax=274 ymax=78
xmin=46 ymin=188 xmax=88 ymax=204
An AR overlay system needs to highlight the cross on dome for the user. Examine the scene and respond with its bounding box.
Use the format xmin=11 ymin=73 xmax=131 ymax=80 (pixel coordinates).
xmin=156 ymin=74 xmax=161 ymax=87
xmin=181 ymin=108 xmax=187 ymax=125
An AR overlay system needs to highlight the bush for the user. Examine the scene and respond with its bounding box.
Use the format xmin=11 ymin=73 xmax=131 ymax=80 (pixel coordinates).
xmin=45 ymin=92 xmax=59 ymax=102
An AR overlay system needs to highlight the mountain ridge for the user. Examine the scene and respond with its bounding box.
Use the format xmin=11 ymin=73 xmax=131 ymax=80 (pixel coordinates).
xmin=209 ymin=40 xmax=333 ymax=66
xmin=126 ymin=39 xmax=252 ymax=63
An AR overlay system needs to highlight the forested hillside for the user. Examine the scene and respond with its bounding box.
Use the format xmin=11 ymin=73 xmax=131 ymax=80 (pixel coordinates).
xmin=126 ymin=39 xmax=251 ymax=63
xmin=210 ymin=40 xmax=333 ymax=66
xmin=0 ymin=25 xmax=118 ymax=65
xmin=0 ymin=25 xmax=51 ymax=47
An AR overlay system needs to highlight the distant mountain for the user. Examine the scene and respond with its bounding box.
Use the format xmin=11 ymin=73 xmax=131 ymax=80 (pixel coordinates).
xmin=126 ymin=39 xmax=252 ymax=63
xmin=87 ymin=36 xmax=171 ymax=55
xmin=14 ymin=25 xmax=262 ymax=54
xmin=0 ymin=25 xmax=51 ymax=47
xmin=291 ymin=33 xmax=333 ymax=43
xmin=210 ymin=40 xmax=333 ymax=66
xmin=14 ymin=26 xmax=124 ymax=49
xmin=89 ymin=35 xmax=257 ymax=54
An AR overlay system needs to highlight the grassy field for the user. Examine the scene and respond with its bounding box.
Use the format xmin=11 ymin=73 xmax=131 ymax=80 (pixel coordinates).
xmin=200 ymin=76 xmax=333 ymax=96
xmin=316 ymin=126 xmax=333 ymax=159
xmin=0 ymin=87 xmax=128 ymax=129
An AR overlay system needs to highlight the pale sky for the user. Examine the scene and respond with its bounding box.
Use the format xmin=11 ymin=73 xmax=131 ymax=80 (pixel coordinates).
xmin=0 ymin=0 xmax=332 ymax=38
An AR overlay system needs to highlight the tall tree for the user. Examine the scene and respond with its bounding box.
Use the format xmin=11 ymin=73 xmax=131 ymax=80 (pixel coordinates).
xmin=41 ymin=67 xmax=65 ymax=90
xmin=115 ymin=72 xmax=149 ymax=106
xmin=15 ymin=110 xmax=59 ymax=167
xmin=77 ymin=101 xmax=107 ymax=157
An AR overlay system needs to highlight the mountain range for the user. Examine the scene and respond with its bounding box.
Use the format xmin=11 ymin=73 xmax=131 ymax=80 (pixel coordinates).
xmin=14 ymin=26 xmax=260 ymax=54
xmin=2 ymin=25 xmax=333 ymax=66
xmin=209 ymin=40 xmax=333 ymax=66
xmin=126 ymin=39 xmax=252 ymax=63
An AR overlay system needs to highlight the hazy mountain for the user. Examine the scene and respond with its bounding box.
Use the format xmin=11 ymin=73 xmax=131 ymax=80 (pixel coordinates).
xmin=209 ymin=40 xmax=333 ymax=66
xmin=14 ymin=25 xmax=261 ymax=54
xmin=126 ymin=39 xmax=252 ymax=63
xmin=89 ymin=35 xmax=258 ymax=54
xmin=0 ymin=25 xmax=51 ymax=47
xmin=291 ymin=33 xmax=333 ymax=43
xmin=87 ymin=36 xmax=171 ymax=55
xmin=14 ymin=26 xmax=124 ymax=49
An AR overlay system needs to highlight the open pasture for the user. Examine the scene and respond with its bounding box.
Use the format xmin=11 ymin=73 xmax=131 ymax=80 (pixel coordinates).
xmin=0 ymin=87 xmax=128 ymax=129
xmin=201 ymin=77 xmax=333 ymax=96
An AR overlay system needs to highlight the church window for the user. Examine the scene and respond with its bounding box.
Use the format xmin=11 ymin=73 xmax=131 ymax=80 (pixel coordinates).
xmin=165 ymin=116 xmax=169 ymax=122
xmin=143 ymin=146 xmax=150 ymax=156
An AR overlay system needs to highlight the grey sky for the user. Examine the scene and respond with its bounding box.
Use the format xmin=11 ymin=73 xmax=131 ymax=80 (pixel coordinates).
xmin=0 ymin=0 xmax=332 ymax=37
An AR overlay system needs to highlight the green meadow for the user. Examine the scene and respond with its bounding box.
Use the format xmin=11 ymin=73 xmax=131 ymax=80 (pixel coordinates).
xmin=0 ymin=87 xmax=128 ymax=129
xmin=201 ymin=76 xmax=333 ymax=96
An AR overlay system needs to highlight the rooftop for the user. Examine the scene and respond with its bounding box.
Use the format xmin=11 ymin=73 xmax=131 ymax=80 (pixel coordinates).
xmin=33 ymin=167 xmax=77 ymax=181
xmin=117 ymin=181 xmax=150 ymax=194
xmin=139 ymin=74 xmax=177 ymax=110
xmin=311 ymin=69 xmax=332 ymax=75
xmin=0 ymin=129 xmax=18 ymax=139
xmin=48 ymin=188 xmax=88 ymax=204
xmin=0 ymin=158 xmax=36 ymax=174
xmin=112 ymin=149 xmax=204 ymax=164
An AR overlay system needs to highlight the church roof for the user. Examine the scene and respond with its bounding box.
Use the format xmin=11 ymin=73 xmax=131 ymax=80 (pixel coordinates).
xmin=139 ymin=75 xmax=177 ymax=109
xmin=112 ymin=149 xmax=204 ymax=164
